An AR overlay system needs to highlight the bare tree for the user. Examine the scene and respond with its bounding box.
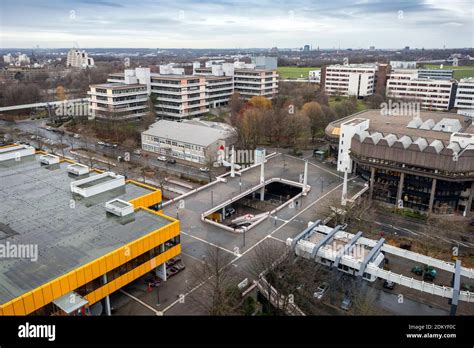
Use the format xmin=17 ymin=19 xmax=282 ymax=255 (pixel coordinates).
xmin=188 ymin=246 xmax=240 ymax=315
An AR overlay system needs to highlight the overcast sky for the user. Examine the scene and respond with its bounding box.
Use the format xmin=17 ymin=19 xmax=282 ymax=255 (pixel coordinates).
xmin=0 ymin=0 xmax=472 ymax=49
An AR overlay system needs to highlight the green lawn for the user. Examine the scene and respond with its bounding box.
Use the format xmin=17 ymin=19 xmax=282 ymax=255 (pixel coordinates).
xmin=423 ymin=64 xmax=474 ymax=80
xmin=277 ymin=66 xmax=320 ymax=79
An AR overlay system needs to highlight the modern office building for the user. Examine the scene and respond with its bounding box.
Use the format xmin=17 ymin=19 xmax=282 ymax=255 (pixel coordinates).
xmin=418 ymin=69 xmax=454 ymax=80
xmin=150 ymin=74 xmax=208 ymax=119
xmin=321 ymin=63 xmax=389 ymax=97
xmin=233 ymin=66 xmax=278 ymax=100
xmin=205 ymin=75 xmax=235 ymax=108
xmin=309 ymin=70 xmax=321 ymax=83
xmin=141 ymin=119 xmax=236 ymax=164
xmin=0 ymin=145 xmax=180 ymax=316
xmin=325 ymin=110 xmax=474 ymax=216
xmin=196 ymin=61 xmax=278 ymax=101
xmin=97 ymin=60 xmax=278 ymax=121
xmin=455 ymin=78 xmax=474 ymax=112
xmin=386 ymin=74 xmax=456 ymax=111
xmin=251 ymin=56 xmax=278 ymax=70
xmin=66 ymin=48 xmax=94 ymax=68
xmin=88 ymin=83 xmax=149 ymax=121
xmin=390 ymin=61 xmax=417 ymax=69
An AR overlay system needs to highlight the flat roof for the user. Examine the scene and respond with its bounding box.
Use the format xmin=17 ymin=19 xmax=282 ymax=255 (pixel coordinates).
xmin=0 ymin=155 xmax=172 ymax=304
xmin=91 ymin=82 xmax=146 ymax=89
xmin=327 ymin=109 xmax=474 ymax=144
xmin=143 ymin=119 xmax=233 ymax=147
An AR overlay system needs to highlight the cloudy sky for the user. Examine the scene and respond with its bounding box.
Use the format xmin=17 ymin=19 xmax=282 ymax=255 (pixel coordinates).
xmin=0 ymin=0 xmax=472 ymax=49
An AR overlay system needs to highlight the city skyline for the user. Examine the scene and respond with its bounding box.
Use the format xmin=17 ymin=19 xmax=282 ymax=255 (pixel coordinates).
xmin=1 ymin=0 xmax=473 ymax=49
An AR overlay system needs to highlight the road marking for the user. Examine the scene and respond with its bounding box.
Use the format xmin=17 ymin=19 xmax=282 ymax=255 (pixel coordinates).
xmin=119 ymin=289 xmax=162 ymax=315
xmin=268 ymin=235 xmax=286 ymax=243
xmin=180 ymin=250 xmax=205 ymax=263
xmin=181 ymin=231 xmax=237 ymax=255
xmin=285 ymin=154 xmax=343 ymax=179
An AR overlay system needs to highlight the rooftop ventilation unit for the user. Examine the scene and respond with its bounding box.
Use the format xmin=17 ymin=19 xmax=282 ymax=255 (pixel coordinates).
xmin=70 ymin=172 xmax=125 ymax=198
xmin=105 ymin=199 xmax=134 ymax=217
xmin=39 ymin=154 xmax=60 ymax=165
xmin=0 ymin=144 xmax=35 ymax=162
xmin=67 ymin=163 xmax=90 ymax=176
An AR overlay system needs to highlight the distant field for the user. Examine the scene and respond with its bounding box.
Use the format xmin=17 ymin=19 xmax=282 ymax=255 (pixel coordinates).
xmin=277 ymin=66 xmax=320 ymax=79
xmin=423 ymin=64 xmax=474 ymax=79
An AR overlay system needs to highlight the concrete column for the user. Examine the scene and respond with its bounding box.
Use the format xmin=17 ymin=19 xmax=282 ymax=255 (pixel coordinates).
xmin=303 ymin=160 xmax=308 ymax=196
xmin=230 ymin=146 xmax=235 ymax=178
xmin=396 ymin=172 xmax=405 ymax=208
xmin=156 ymin=243 xmax=167 ymax=281
xmin=102 ymin=274 xmax=111 ymax=316
xmin=369 ymin=167 xmax=375 ymax=201
xmin=260 ymin=150 xmax=265 ymax=201
xmin=465 ymin=181 xmax=474 ymax=217
xmin=428 ymin=178 xmax=437 ymax=214
xmin=341 ymin=169 xmax=348 ymax=206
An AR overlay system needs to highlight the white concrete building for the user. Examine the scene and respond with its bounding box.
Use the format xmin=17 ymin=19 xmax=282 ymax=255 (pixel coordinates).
xmin=3 ymin=54 xmax=12 ymax=63
xmin=150 ymin=74 xmax=208 ymax=119
xmin=251 ymin=56 xmax=278 ymax=70
xmin=234 ymin=67 xmax=278 ymax=100
xmin=322 ymin=64 xmax=377 ymax=97
xmin=309 ymin=70 xmax=321 ymax=83
xmin=390 ymin=61 xmax=417 ymax=69
xmin=337 ymin=118 xmax=369 ymax=173
xmin=88 ymin=83 xmax=149 ymax=121
xmin=67 ymin=48 xmax=94 ymax=68
xmin=141 ymin=120 xmax=235 ymax=164
xmin=418 ymin=69 xmax=454 ymax=80
xmin=455 ymin=78 xmax=474 ymax=112
xmin=386 ymin=74 xmax=455 ymax=111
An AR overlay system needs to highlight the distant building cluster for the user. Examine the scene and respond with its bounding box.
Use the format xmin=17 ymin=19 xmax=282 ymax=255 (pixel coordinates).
xmin=88 ymin=57 xmax=279 ymax=121
xmin=67 ymin=48 xmax=95 ymax=68
xmin=3 ymin=53 xmax=31 ymax=66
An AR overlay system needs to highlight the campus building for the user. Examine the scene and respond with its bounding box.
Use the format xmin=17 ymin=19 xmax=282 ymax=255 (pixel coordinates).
xmin=150 ymin=74 xmax=209 ymax=119
xmin=66 ymin=48 xmax=94 ymax=68
xmin=88 ymin=83 xmax=149 ymax=121
xmin=0 ymin=144 xmax=180 ymax=316
xmin=386 ymin=73 xmax=456 ymax=111
xmin=325 ymin=110 xmax=474 ymax=216
xmin=455 ymin=78 xmax=474 ymax=113
xmin=320 ymin=63 xmax=389 ymax=97
xmin=141 ymin=119 xmax=236 ymax=164
xmin=418 ymin=69 xmax=454 ymax=80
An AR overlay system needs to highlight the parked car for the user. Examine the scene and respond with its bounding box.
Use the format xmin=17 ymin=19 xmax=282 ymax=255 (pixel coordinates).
xmin=340 ymin=296 xmax=352 ymax=311
xmin=112 ymin=144 xmax=118 ymax=148
xmin=423 ymin=266 xmax=437 ymax=281
xmin=97 ymin=141 xmax=105 ymax=146
xmin=224 ymin=207 xmax=236 ymax=217
xmin=383 ymin=280 xmax=395 ymax=290
xmin=411 ymin=265 xmax=424 ymax=276
xmin=157 ymin=156 xmax=167 ymax=162
xmin=167 ymin=158 xmax=177 ymax=164
xmin=313 ymin=282 xmax=329 ymax=300
xmin=73 ymin=133 xmax=80 ymax=139
xmin=199 ymin=167 xmax=210 ymax=172
xmin=133 ymin=149 xmax=141 ymax=156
